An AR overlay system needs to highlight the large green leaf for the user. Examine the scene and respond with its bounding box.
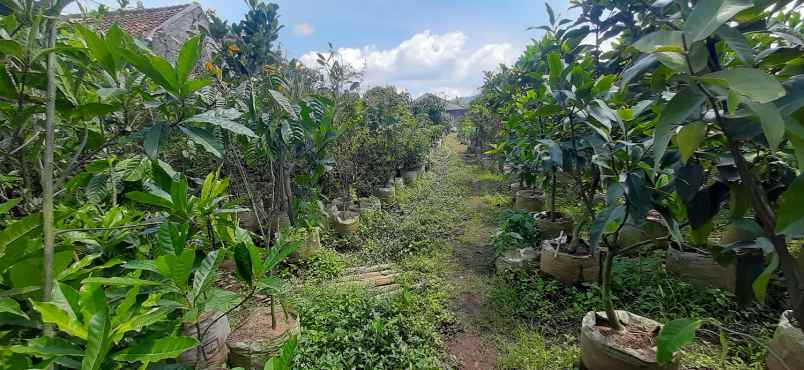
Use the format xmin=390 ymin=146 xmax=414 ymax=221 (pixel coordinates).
xmin=547 ymin=52 xmax=562 ymax=85
xmin=701 ymin=68 xmax=785 ymax=104
xmin=180 ymin=126 xmax=224 ymax=158
xmin=776 ymin=174 xmax=804 ymax=236
xmin=746 ymin=101 xmax=785 ymax=151
xmin=654 ymin=87 xmax=706 ymax=169
xmin=81 ymin=277 xmax=160 ymax=287
xmin=31 ymin=302 xmax=88 ymax=340
xmin=716 ymin=25 xmax=754 ymax=66
xmin=192 ymin=250 xmax=223 ymax=301
xmin=119 ymin=48 xmax=177 ymax=95
xmin=0 ymin=197 xmax=20 ymax=214
xmin=752 ymin=238 xmax=779 ymax=303
xmin=143 ymin=123 xmax=168 ymax=160
xmin=125 ymin=191 xmax=173 ymax=209
xmin=155 ymin=248 xmax=195 ymax=290
xmin=233 ymin=242 xmax=254 ymax=285
xmin=112 ymin=336 xmax=198 ymax=362
xmin=656 ymin=319 xmax=702 ymax=363
xmin=0 ymin=212 xmax=41 ymax=257
xmin=183 ymin=109 xmax=256 ymax=138
xmin=676 ymin=121 xmax=707 ymax=163
xmin=175 ymin=35 xmax=202 ymax=85
xmin=112 ymin=306 xmax=174 ymax=343
xmin=0 ymin=297 xmax=28 ymax=319
xmin=81 ymin=307 xmax=111 ymax=370
xmin=268 ymin=89 xmax=298 ymax=120
xmin=589 ymin=205 xmax=625 ymax=248
xmin=632 ymin=31 xmax=683 ymax=53
xmin=264 ymin=334 xmax=298 ymax=370
xmin=775 ymin=75 xmax=804 ymax=115
xmin=10 ymin=336 xmax=83 ymax=357
xmin=684 ymin=0 xmax=753 ymax=42
xmin=622 ymin=54 xmax=658 ymax=86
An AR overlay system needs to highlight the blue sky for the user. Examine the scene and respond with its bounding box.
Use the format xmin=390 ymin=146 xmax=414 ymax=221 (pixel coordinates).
xmin=71 ymin=0 xmax=573 ymax=97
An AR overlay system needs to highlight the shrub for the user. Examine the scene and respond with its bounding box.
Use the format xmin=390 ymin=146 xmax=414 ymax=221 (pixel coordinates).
xmin=293 ymin=285 xmax=446 ymax=369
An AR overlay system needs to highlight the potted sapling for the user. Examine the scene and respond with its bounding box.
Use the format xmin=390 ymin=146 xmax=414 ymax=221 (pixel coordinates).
xmin=580 ymin=124 xmax=680 ymax=369
xmin=531 ymin=139 xmax=573 ymax=239
xmin=227 ymin=229 xmax=302 ymax=369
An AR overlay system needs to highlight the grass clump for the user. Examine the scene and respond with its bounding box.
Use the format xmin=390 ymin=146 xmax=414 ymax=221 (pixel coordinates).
xmin=292 ymin=284 xmax=450 ymax=369
xmin=497 ymin=326 xmax=579 ymax=370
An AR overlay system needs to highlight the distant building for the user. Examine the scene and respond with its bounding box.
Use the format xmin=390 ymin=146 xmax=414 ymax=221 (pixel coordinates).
xmin=445 ymin=101 xmax=467 ymax=120
xmin=71 ymin=3 xmax=209 ymax=62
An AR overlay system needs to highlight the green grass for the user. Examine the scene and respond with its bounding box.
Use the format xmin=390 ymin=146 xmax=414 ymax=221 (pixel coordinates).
xmin=496 ymin=326 xmax=579 ymax=370
xmin=288 ymin=140 xmax=466 ymax=369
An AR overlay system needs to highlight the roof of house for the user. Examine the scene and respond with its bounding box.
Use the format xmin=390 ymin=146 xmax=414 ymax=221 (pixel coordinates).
xmin=74 ymin=3 xmax=198 ymax=38
xmin=445 ymin=102 xmax=466 ymax=111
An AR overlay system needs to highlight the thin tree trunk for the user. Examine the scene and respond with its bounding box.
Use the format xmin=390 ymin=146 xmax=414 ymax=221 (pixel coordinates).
xmin=41 ymin=1 xmax=61 ymax=338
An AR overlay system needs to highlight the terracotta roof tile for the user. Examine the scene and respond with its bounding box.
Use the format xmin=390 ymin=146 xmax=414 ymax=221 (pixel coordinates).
xmin=81 ymin=4 xmax=193 ymax=38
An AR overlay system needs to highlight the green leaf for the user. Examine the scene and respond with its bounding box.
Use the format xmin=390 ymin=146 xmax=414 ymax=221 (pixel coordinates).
xmin=0 ymin=212 xmax=41 ymax=257
xmin=656 ymin=319 xmax=703 ymax=363
xmin=81 ymin=307 xmax=111 ymax=370
xmin=0 ymin=197 xmax=20 ymax=214
xmin=701 ymin=68 xmax=785 ymax=104
xmin=180 ymin=126 xmax=223 ymax=158
xmin=593 ymin=75 xmax=616 ymax=96
xmin=622 ymin=54 xmax=658 ymax=86
xmin=776 ymin=174 xmax=804 ymax=236
xmin=676 ymin=122 xmax=707 ymax=163
xmin=234 ymin=242 xmax=254 ymax=285
xmin=268 ymin=89 xmax=298 ymax=120
xmin=633 ymin=31 xmax=684 ymax=53
xmin=590 ymin=205 xmax=625 ymax=248
xmin=182 ymin=78 xmax=211 ymax=96
xmin=10 ymin=336 xmax=83 ymax=357
xmin=112 ymin=336 xmax=198 ymax=363
xmin=654 ymin=87 xmax=706 ymax=170
xmin=775 ymin=76 xmax=804 ymax=116
xmin=655 ymin=51 xmax=688 ymax=72
xmin=155 ymin=248 xmax=195 ymax=290
xmin=745 ymin=101 xmax=785 ymax=151
xmin=119 ymin=48 xmax=177 ymax=95
xmin=57 ymin=253 xmax=102 ymax=281
xmin=81 ymin=277 xmax=159 ymax=286
xmin=716 ymin=25 xmax=754 ymax=66
xmin=125 ymin=191 xmax=173 ymax=209
xmin=96 ymin=87 xmax=127 ymax=99
xmin=0 ymin=39 xmax=23 ymax=57
xmin=111 ymin=306 xmax=174 ymax=343
xmin=183 ymin=109 xmax=256 ymax=137
xmin=547 ymin=52 xmax=562 ymax=85
xmin=31 ymin=302 xmax=88 ymax=340
xmin=143 ymin=123 xmax=167 ymax=160
xmin=0 ymin=297 xmax=28 ymax=319
xmin=752 ymin=238 xmax=779 ymax=303
xmin=264 ymin=334 xmax=298 ymax=370
xmin=175 ymin=35 xmax=202 ymax=85
xmin=684 ymin=0 xmax=753 ymax=42
xmin=192 ymin=250 xmax=223 ymax=301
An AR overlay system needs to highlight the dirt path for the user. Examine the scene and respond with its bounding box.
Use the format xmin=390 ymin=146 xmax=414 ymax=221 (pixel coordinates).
xmin=444 ymin=137 xmax=502 ymax=370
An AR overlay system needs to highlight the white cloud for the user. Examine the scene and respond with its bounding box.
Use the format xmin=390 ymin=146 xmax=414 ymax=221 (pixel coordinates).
xmin=293 ymin=22 xmax=315 ymax=37
xmin=300 ymin=31 xmax=517 ymax=98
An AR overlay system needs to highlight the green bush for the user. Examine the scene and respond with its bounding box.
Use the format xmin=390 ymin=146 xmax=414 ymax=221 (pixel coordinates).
xmin=490 ymin=252 xmax=785 ymax=367
xmin=293 ymin=285 xmax=447 ymax=369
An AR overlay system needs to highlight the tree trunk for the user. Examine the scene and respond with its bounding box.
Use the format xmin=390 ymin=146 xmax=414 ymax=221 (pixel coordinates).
xmin=41 ymin=2 xmax=61 ymax=338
